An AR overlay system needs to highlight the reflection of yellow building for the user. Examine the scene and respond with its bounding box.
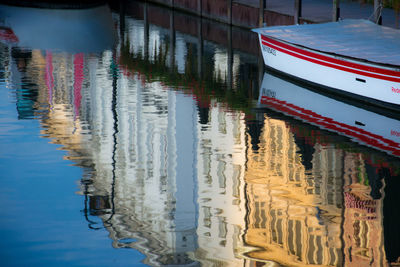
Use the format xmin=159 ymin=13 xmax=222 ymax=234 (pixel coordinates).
xmin=242 ymin=113 xmax=390 ymax=266
xmin=243 ymin=115 xmax=343 ymax=266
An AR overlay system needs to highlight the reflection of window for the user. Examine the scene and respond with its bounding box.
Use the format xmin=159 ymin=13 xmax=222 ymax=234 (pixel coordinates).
xmin=218 ymin=216 xmax=227 ymax=239
xmin=253 ymin=201 xmax=267 ymax=229
xmin=288 ymin=220 xmax=302 ymax=258
xmin=203 ymin=206 xmax=211 ymax=228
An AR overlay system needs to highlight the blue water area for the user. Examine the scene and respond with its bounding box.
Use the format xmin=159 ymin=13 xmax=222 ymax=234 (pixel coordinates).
xmin=0 ymin=84 xmax=146 ymax=266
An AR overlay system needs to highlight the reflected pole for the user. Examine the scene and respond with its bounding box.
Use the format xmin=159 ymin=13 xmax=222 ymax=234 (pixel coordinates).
xmin=227 ymin=0 xmax=232 ymax=25
xmin=119 ymin=0 xmax=126 ymax=41
xmin=227 ymin=25 xmax=233 ymax=90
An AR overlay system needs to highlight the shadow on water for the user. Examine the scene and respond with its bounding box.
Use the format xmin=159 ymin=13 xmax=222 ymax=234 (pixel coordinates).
xmin=1 ymin=0 xmax=400 ymax=266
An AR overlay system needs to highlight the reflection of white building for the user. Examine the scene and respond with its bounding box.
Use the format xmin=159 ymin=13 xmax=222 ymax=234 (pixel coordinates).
xmin=78 ymin=49 xmax=200 ymax=264
xmin=80 ymin=58 xmax=251 ymax=265
xmin=192 ymin=100 xmax=248 ymax=266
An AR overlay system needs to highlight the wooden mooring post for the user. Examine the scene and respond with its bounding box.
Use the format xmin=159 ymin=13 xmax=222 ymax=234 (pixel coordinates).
xmin=227 ymin=0 xmax=232 ymax=25
xmin=294 ymin=0 xmax=302 ymax=24
xmin=333 ymin=0 xmax=340 ymax=21
xmin=259 ymin=0 xmax=266 ymax=27
xmin=374 ymin=0 xmax=382 ymax=25
xmin=197 ymin=0 xmax=202 ymax=16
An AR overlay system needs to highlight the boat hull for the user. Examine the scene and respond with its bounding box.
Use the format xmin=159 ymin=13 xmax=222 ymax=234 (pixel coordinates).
xmin=257 ymin=34 xmax=400 ymax=106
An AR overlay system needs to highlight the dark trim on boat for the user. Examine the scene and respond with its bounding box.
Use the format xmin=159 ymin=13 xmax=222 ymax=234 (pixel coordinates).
xmin=263 ymin=65 xmax=400 ymax=120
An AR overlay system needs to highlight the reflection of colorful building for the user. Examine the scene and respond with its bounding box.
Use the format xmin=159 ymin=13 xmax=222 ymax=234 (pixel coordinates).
xmin=342 ymin=153 xmax=388 ymax=267
xmin=4 ymin=3 xmax=400 ymax=266
xmin=241 ymin=111 xmax=397 ymax=266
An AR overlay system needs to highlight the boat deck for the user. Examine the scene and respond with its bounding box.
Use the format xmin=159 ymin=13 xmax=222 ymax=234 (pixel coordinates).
xmin=253 ymin=19 xmax=400 ymax=67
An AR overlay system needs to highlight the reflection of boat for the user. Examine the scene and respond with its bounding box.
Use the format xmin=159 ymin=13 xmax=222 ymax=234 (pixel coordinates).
xmin=258 ymin=71 xmax=400 ymax=157
xmin=0 ymin=4 xmax=115 ymax=53
xmin=253 ymin=20 xmax=400 ymax=108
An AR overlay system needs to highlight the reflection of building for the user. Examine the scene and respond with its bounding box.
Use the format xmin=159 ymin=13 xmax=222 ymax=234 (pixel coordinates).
xmin=241 ymin=112 xmax=395 ymax=266
xmin=342 ymin=153 xmax=388 ymax=267
xmin=4 ymin=3 xmax=400 ymax=266
xmin=192 ymin=99 xmax=248 ymax=266
xmin=243 ymin=116 xmax=343 ymax=266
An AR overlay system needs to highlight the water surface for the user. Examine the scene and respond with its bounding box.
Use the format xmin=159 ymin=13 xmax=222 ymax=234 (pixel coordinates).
xmin=1 ymin=1 xmax=400 ymax=266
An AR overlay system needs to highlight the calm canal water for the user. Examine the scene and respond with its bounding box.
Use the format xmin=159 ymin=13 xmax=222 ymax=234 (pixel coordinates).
xmin=1 ymin=1 xmax=400 ymax=266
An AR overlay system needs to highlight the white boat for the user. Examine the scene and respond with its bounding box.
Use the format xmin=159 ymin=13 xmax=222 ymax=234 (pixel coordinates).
xmin=253 ymin=20 xmax=400 ymax=109
xmin=258 ymin=71 xmax=400 ymax=157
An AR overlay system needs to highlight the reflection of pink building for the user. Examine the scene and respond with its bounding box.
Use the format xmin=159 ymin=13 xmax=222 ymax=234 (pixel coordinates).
xmin=342 ymin=153 xmax=388 ymax=267
xmin=73 ymin=53 xmax=84 ymax=118
xmin=44 ymin=52 xmax=84 ymax=120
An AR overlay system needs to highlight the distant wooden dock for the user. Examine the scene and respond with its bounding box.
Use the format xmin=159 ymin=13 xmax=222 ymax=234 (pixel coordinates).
xmin=143 ymin=0 xmax=399 ymax=29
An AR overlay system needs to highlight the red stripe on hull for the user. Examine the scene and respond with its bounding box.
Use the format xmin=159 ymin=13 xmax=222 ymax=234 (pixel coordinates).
xmin=260 ymin=95 xmax=400 ymax=156
xmin=261 ymin=35 xmax=400 ymax=83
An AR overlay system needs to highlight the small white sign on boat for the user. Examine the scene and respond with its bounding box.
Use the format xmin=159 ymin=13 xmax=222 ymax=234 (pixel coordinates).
xmin=253 ymin=19 xmax=400 ymax=108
